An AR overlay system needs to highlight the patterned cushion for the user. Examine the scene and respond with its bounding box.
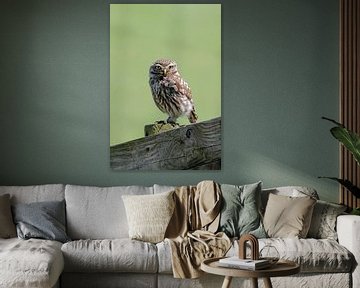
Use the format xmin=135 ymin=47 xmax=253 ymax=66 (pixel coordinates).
xmin=307 ymin=200 xmax=347 ymax=240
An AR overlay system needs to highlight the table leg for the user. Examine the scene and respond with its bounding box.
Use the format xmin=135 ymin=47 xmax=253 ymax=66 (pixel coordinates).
xmin=251 ymin=278 xmax=258 ymax=288
xmin=263 ymin=277 xmax=273 ymax=288
xmin=221 ymin=276 xmax=232 ymax=288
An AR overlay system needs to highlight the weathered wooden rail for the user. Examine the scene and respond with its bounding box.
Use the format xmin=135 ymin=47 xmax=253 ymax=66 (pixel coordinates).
xmin=110 ymin=117 xmax=221 ymax=170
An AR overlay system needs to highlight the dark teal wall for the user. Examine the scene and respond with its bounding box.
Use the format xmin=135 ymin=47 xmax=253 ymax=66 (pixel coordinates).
xmin=0 ymin=0 xmax=339 ymax=202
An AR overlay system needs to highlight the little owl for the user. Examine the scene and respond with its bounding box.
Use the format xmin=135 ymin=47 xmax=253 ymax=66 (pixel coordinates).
xmin=149 ymin=59 xmax=198 ymax=124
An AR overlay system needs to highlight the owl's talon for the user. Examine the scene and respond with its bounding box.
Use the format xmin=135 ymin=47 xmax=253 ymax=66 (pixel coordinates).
xmin=166 ymin=117 xmax=178 ymax=125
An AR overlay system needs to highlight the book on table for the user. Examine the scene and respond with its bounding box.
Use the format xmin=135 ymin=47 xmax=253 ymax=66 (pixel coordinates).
xmin=218 ymin=257 xmax=271 ymax=270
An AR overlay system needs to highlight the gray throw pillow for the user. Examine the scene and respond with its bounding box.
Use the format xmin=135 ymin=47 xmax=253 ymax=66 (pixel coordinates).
xmin=12 ymin=200 xmax=70 ymax=243
xmin=218 ymin=182 xmax=266 ymax=238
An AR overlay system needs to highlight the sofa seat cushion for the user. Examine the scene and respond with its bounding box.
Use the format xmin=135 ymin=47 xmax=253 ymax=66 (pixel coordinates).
xmin=157 ymin=238 xmax=353 ymax=274
xmin=156 ymin=240 xmax=173 ymax=274
xmin=61 ymin=239 xmax=158 ymax=273
xmin=228 ymin=238 xmax=353 ymax=273
xmin=0 ymin=238 xmax=64 ymax=288
xmin=259 ymin=238 xmax=353 ymax=272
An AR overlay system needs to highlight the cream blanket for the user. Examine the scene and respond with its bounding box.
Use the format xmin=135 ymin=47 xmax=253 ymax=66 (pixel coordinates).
xmin=165 ymin=181 xmax=231 ymax=278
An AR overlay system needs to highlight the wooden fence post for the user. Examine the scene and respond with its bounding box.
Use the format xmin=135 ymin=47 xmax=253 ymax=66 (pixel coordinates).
xmin=110 ymin=117 xmax=221 ymax=170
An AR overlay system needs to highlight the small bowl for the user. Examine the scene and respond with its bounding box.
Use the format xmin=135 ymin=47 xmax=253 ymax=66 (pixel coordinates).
xmin=259 ymin=245 xmax=280 ymax=265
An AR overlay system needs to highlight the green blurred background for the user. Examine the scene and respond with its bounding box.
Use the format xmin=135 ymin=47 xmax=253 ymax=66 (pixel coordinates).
xmin=110 ymin=4 xmax=221 ymax=146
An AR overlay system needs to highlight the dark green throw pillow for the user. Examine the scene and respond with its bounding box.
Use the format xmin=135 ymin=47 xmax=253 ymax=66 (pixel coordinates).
xmin=218 ymin=182 xmax=266 ymax=238
xmin=12 ymin=200 xmax=70 ymax=243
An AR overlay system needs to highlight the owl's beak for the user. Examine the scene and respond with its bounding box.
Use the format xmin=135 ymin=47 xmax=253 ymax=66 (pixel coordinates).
xmin=163 ymin=69 xmax=167 ymax=76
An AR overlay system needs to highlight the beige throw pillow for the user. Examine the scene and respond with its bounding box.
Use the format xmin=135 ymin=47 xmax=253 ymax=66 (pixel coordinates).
xmin=263 ymin=193 xmax=316 ymax=238
xmin=122 ymin=191 xmax=175 ymax=243
xmin=0 ymin=194 xmax=17 ymax=238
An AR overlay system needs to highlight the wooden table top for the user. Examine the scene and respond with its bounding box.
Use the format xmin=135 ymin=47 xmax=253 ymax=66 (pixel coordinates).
xmin=201 ymin=257 xmax=300 ymax=278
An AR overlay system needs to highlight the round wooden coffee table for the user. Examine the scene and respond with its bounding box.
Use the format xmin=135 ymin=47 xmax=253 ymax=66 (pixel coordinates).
xmin=201 ymin=257 xmax=300 ymax=288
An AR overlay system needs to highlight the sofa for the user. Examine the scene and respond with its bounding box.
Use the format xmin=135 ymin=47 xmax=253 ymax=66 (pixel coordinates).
xmin=0 ymin=183 xmax=359 ymax=288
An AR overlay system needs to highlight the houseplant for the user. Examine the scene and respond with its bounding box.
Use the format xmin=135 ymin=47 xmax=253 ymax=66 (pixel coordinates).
xmin=320 ymin=117 xmax=360 ymax=215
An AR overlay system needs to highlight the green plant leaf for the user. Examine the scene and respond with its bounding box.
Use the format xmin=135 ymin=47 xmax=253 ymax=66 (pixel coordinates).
xmin=330 ymin=127 xmax=360 ymax=165
xmin=322 ymin=117 xmax=360 ymax=165
xmin=318 ymin=177 xmax=360 ymax=198
xmin=322 ymin=116 xmax=344 ymax=127
xmin=351 ymin=208 xmax=360 ymax=215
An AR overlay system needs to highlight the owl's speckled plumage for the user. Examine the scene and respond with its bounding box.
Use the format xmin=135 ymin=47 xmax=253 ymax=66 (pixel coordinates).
xmin=149 ymin=59 xmax=198 ymax=124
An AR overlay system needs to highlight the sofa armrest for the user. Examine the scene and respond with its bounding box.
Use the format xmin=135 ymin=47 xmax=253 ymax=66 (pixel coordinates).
xmin=337 ymin=215 xmax=360 ymax=288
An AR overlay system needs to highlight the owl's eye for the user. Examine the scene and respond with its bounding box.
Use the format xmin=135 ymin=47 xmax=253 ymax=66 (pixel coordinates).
xmin=168 ymin=65 xmax=175 ymax=69
xmin=152 ymin=65 xmax=161 ymax=72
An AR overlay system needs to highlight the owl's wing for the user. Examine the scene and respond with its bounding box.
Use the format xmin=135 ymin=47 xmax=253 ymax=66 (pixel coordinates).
xmin=164 ymin=75 xmax=193 ymax=100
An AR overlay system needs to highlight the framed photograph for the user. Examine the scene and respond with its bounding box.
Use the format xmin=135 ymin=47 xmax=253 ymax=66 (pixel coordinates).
xmin=110 ymin=4 xmax=221 ymax=170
